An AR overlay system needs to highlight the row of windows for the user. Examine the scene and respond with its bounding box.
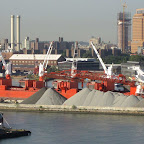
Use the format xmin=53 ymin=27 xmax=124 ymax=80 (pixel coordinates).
xmin=11 ymin=60 xmax=57 ymax=64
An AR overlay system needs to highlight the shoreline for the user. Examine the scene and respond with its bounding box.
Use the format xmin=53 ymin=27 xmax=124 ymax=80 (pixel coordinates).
xmin=0 ymin=104 xmax=144 ymax=116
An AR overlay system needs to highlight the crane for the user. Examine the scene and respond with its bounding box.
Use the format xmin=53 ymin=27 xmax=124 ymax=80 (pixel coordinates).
xmin=91 ymin=42 xmax=113 ymax=77
xmin=71 ymin=42 xmax=79 ymax=78
xmin=91 ymin=42 xmax=125 ymax=92
xmin=39 ymin=41 xmax=54 ymax=80
xmin=128 ymin=66 xmax=144 ymax=95
xmin=120 ymin=0 xmax=127 ymax=53
xmin=0 ymin=52 xmax=11 ymax=79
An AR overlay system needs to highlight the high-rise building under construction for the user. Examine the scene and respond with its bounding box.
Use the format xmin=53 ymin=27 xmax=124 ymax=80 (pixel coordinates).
xmin=131 ymin=9 xmax=144 ymax=53
xmin=117 ymin=12 xmax=131 ymax=53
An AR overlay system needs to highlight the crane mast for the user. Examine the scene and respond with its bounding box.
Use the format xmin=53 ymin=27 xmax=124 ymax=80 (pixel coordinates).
xmin=0 ymin=52 xmax=11 ymax=79
xmin=39 ymin=41 xmax=53 ymax=79
xmin=71 ymin=42 xmax=78 ymax=78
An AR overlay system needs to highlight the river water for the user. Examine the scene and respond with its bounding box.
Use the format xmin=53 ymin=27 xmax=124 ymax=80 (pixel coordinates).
xmin=1 ymin=112 xmax=144 ymax=144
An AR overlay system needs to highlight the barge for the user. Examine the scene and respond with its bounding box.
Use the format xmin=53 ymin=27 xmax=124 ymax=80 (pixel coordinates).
xmin=0 ymin=113 xmax=31 ymax=139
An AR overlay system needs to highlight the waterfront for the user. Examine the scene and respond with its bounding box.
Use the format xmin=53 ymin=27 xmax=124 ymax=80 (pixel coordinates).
xmin=1 ymin=112 xmax=144 ymax=144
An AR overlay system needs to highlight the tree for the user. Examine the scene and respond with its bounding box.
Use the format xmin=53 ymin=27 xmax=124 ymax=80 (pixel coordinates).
xmin=82 ymin=51 xmax=92 ymax=58
xmin=129 ymin=55 xmax=144 ymax=62
xmin=103 ymin=55 xmax=130 ymax=64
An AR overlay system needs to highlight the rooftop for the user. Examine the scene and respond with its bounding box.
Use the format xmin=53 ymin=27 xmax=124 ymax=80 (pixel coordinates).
xmin=136 ymin=8 xmax=144 ymax=14
xmin=9 ymin=54 xmax=62 ymax=60
xmin=66 ymin=58 xmax=96 ymax=62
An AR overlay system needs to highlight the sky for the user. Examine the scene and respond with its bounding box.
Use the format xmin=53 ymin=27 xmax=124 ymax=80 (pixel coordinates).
xmin=0 ymin=0 xmax=144 ymax=44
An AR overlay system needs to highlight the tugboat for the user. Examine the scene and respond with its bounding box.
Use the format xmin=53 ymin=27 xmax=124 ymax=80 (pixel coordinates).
xmin=0 ymin=113 xmax=31 ymax=139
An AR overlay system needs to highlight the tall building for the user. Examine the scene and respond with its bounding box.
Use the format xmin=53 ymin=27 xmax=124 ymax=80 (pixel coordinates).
xmin=22 ymin=37 xmax=30 ymax=50
xmin=131 ymin=9 xmax=144 ymax=53
xmin=117 ymin=12 xmax=131 ymax=53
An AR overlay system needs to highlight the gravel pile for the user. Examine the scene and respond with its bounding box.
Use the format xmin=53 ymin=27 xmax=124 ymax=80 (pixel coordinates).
xmin=63 ymin=88 xmax=142 ymax=107
xmin=134 ymin=99 xmax=144 ymax=107
xmin=121 ymin=95 xmax=139 ymax=107
xmin=36 ymin=88 xmax=67 ymax=105
xmin=63 ymin=88 xmax=91 ymax=106
xmin=21 ymin=87 xmax=47 ymax=104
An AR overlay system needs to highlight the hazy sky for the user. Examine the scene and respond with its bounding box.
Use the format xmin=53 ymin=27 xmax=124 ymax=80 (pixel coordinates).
xmin=0 ymin=0 xmax=144 ymax=43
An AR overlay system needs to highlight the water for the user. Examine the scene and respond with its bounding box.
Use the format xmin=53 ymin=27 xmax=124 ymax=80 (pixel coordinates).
xmin=1 ymin=112 xmax=144 ymax=144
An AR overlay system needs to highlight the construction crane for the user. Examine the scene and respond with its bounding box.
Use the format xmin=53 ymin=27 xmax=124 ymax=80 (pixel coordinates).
xmin=0 ymin=52 xmax=11 ymax=79
xmin=39 ymin=41 xmax=54 ymax=80
xmin=120 ymin=0 xmax=127 ymax=53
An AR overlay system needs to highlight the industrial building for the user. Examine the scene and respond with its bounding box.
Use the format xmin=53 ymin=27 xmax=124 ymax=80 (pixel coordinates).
xmin=9 ymin=54 xmax=65 ymax=72
xmin=58 ymin=58 xmax=100 ymax=71
xmin=131 ymin=9 xmax=144 ymax=53
xmin=117 ymin=12 xmax=131 ymax=53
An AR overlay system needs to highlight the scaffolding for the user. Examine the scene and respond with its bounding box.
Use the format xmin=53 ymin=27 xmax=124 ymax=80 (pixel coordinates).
xmin=117 ymin=12 xmax=131 ymax=53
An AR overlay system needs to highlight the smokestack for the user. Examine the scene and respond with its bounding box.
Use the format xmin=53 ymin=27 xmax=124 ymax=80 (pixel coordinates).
xmin=11 ymin=15 xmax=14 ymax=50
xmin=16 ymin=15 xmax=20 ymax=51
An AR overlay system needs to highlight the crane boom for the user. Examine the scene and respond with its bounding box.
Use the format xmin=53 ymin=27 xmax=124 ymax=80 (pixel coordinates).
xmin=91 ymin=42 xmax=108 ymax=75
xmin=43 ymin=41 xmax=53 ymax=69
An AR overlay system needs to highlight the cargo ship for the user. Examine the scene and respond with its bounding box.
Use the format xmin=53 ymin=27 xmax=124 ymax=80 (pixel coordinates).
xmin=0 ymin=42 xmax=143 ymax=100
xmin=0 ymin=76 xmax=44 ymax=100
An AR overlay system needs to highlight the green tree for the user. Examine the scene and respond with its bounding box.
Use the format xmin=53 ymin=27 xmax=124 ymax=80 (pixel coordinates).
xmin=129 ymin=55 xmax=144 ymax=62
xmin=103 ymin=55 xmax=130 ymax=64
xmin=82 ymin=51 xmax=92 ymax=58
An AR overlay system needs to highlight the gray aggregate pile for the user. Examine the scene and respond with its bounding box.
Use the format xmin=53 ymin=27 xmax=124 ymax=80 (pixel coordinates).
xmin=63 ymin=88 xmax=91 ymax=106
xmin=36 ymin=88 xmax=67 ymax=105
xmin=121 ymin=95 xmax=140 ymax=107
xmin=21 ymin=87 xmax=47 ymax=104
xmin=83 ymin=89 xmax=96 ymax=106
xmin=135 ymin=99 xmax=144 ymax=107
xmin=89 ymin=90 xmax=104 ymax=106
xmin=63 ymin=88 xmax=143 ymax=107
xmin=98 ymin=91 xmax=115 ymax=107
xmin=112 ymin=95 xmax=127 ymax=107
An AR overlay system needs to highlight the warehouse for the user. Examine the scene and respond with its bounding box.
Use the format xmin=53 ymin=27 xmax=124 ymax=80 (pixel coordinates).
xmin=9 ymin=54 xmax=65 ymax=72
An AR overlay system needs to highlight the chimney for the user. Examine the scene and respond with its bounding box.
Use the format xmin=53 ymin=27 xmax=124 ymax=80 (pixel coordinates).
xmin=16 ymin=15 xmax=20 ymax=51
xmin=11 ymin=15 xmax=14 ymax=50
